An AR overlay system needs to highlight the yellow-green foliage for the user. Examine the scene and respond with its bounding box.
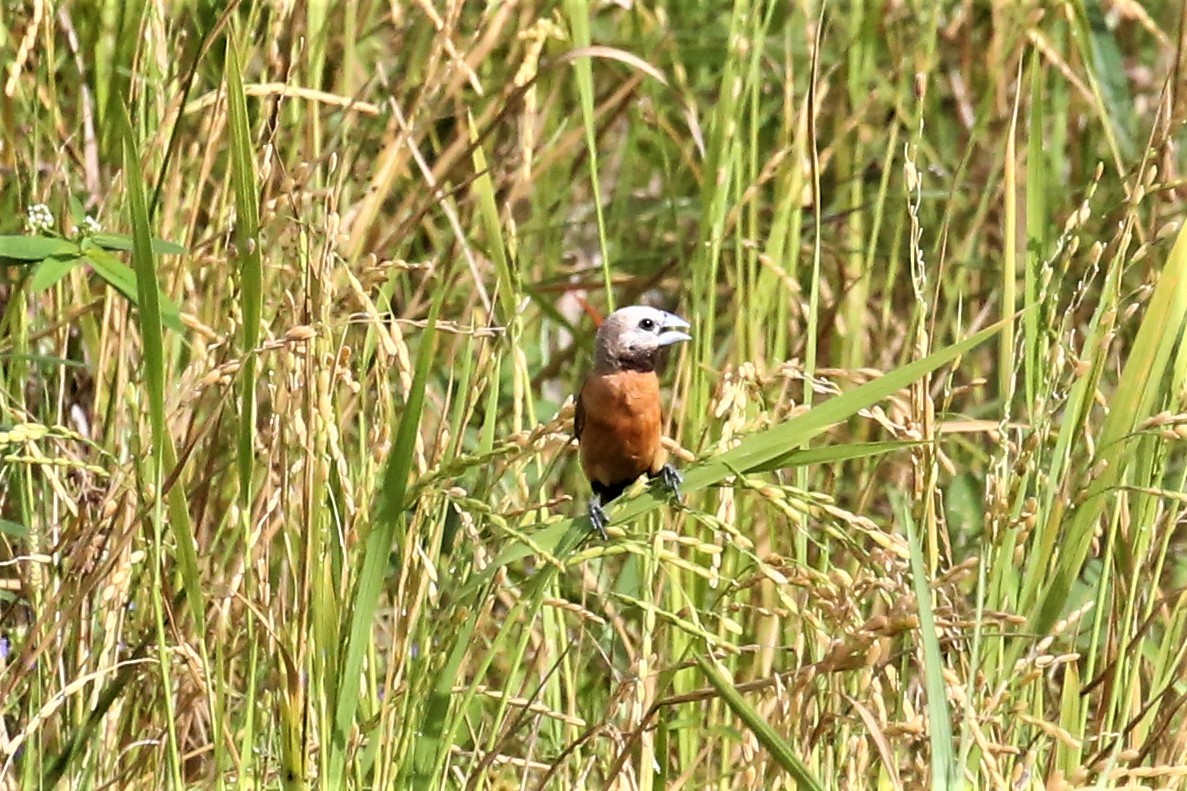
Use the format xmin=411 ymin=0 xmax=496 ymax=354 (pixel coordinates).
xmin=2 ymin=1 xmax=1187 ymax=788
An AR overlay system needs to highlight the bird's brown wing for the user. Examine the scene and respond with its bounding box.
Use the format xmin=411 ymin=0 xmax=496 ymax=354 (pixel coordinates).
xmin=574 ymin=386 xmax=586 ymax=441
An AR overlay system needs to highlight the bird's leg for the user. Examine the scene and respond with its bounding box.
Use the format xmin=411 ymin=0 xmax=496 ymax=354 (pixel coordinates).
xmin=588 ymin=492 xmax=609 ymax=540
xmin=656 ymin=463 xmax=683 ymax=500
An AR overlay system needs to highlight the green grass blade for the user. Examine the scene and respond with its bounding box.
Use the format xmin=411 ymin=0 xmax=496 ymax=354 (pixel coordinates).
xmin=1023 ymin=48 xmax=1046 ymax=411
xmin=28 ymin=256 xmax=85 ymax=292
xmin=564 ymin=0 xmax=614 ymax=310
xmin=676 ymin=316 xmax=1012 ymax=497
xmin=1001 ymin=59 xmax=1021 ymax=404
xmin=408 ymin=597 xmax=481 ymax=789
xmin=694 ymin=654 xmax=824 ymax=791
xmin=120 ymin=102 xmax=184 ymax=791
xmin=468 ymin=111 xmax=517 ymax=323
xmin=224 ymin=30 xmax=267 ymax=785
xmin=91 ymin=232 xmax=189 ymax=255
xmin=747 ymin=440 xmax=921 ymax=473
xmin=1031 ymin=220 xmax=1187 ymax=635
xmin=224 ymin=30 xmax=264 ymax=503
xmin=1078 ymin=0 xmax=1134 ymax=161
xmin=328 ymin=289 xmax=443 ymax=783
xmin=84 ymin=248 xmax=186 ymax=332
xmin=895 ymin=492 xmax=956 ymax=790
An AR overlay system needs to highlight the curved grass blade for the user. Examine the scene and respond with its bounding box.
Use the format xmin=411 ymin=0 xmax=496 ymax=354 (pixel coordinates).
xmin=223 ymin=36 xmax=266 ymax=774
xmin=695 ymin=654 xmax=825 ymax=791
xmin=563 ymin=0 xmax=614 ymax=310
xmin=1078 ymin=0 xmax=1134 ymax=161
xmin=91 ymin=232 xmax=188 ymax=255
xmin=746 ymin=440 xmax=920 ymax=474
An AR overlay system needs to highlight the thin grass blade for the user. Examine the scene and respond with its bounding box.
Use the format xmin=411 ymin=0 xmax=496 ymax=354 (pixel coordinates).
xmin=328 ymin=288 xmax=443 ymax=782
xmin=895 ymin=492 xmax=956 ymax=790
xmin=695 ymin=654 xmax=824 ymax=791
xmin=224 ymin=31 xmax=264 ymax=501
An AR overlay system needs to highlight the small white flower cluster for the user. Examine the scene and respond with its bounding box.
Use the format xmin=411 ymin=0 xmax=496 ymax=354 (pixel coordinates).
xmin=71 ymin=215 xmax=102 ymax=237
xmin=24 ymin=203 xmax=55 ymax=233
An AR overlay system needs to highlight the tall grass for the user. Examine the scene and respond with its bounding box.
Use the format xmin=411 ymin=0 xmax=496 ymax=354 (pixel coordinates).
xmin=2 ymin=1 xmax=1187 ymax=788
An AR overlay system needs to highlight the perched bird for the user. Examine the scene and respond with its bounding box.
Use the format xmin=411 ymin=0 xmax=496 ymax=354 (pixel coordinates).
xmin=574 ymin=305 xmax=692 ymax=537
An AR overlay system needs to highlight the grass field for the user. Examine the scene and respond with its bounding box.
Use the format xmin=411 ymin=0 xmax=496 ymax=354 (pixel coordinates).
xmin=3 ymin=0 xmax=1187 ymax=788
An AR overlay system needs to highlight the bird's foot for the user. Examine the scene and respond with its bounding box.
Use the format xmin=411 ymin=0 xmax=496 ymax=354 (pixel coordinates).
xmin=588 ymin=496 xmax=609 ymax=540
xmin=657 ymin=463 xmax=683 ymax=500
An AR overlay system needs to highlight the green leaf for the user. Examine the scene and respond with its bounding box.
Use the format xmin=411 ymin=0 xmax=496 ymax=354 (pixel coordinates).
xmin=1024 ymin=48 xmax=1047 ymax=412
xmin=1080 ymin=0 xmax=1134 ymax=160
xmin=28 ymin=256 xmax=85 ymax=292
xmin=122 ymin=112 xmax=166 ymax=486
xmin=91 ymin=232 xmax=188 ymax=255
xmin=0 ymin=519 xmax=29 ymax=538
xmin=120 ymin=98 xmax=189 ymax=791
xmin=85 ymin=247 xmax=137 ymax=295
xmin=224 ymin=32 xmax=267 ymax=777
xmin=85 ymin=248 xmax=186 ymax=333
xmin=564 ymin=0 xmax=614 ymax=310
xmin=676 ymin=320 xmax=1013 ymax=502
xmin=410 ymin=590 xmax=478 ymax=789
xmin=0 ymin=235 xmax=79 ymax=261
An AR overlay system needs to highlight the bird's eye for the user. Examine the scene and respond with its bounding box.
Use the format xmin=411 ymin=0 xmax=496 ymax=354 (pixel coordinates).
xmin=639 ymin=318 xmax=656 ymax=331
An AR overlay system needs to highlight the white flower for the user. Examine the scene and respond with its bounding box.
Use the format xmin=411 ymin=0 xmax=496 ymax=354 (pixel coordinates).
xmin=24 ymin=203 xmax=55 ymax=233
xmin=72 ymin=215 xmax=102 ymax=237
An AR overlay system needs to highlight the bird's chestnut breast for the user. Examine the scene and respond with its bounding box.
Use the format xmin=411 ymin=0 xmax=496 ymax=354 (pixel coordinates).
xmin=577 ymin=370 xmax=665 ymax=487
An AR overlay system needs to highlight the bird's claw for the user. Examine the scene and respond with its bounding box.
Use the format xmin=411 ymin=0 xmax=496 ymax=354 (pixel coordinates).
xmin=588 ymin=498 xmax=609 ymax=540
xmin=657 ymin=463 xmax=683 ymax=500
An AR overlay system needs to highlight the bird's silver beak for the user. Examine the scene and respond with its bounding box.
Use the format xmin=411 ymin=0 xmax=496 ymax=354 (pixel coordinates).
xmin=657 ymin=312 xmax=692 ymax=346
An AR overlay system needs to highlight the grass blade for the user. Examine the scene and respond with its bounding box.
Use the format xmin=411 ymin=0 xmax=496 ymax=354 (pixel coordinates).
xmin=119 ymin=102 xmax=184 ymax=790
xmin=85 ymin=248 xmax=186 ymax=332
xmin=895 ymin=492 xmax=956 ymax=790
xmin=1031 ymin=219 xmax=1187 ymax=635
xmin=695 ymin=654 xmax=824 ymax=791
xmin=328 ymin=289 xmax=443 ymax=783
xmin=1023 ymin=48 xmax=1046 ymax=411
xmin=224 ymin=30 xmax=264 ymax=502
xmin=563 ymin=0 xmax=614 ymax=310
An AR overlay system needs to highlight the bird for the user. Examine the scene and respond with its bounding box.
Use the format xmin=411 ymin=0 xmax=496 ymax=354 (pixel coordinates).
xmin=574 ymin=305 xmax=692 ymax=538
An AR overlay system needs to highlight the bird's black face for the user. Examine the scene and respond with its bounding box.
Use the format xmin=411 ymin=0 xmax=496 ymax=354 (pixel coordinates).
xmin=595 ymin=306 xmax=692 ymax=373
